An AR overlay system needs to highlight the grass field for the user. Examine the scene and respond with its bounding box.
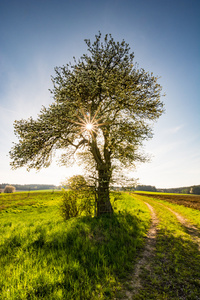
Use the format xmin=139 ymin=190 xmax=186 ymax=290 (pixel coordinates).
xmin=0 ymin=191 xmax=150 ymax=299
xmin=1 ymin=191 xmax=200 ymax=299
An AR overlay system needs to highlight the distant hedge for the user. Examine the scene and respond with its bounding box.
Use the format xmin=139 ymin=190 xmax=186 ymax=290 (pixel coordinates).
xmin=1 ymin=183 xmax=58 ymax=191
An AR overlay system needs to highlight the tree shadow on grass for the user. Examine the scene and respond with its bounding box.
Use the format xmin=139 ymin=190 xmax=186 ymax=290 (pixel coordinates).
xmin=136 ymin=229 xmax=200 ymax=300
xmin=0 ymin=212 xmax=146 ymax=299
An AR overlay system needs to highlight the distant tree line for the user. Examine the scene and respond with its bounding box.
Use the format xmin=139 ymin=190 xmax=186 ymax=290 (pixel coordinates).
xmin=0 ymin=182 xmax=199 ymax=195
xmin=157 ymin=185 xmax=200 ymax=195
xmin=128 ymin=184 xmax=200 ymax=195
xmin=135 ymin=185 xmax=157 ymax=192
xmin=136 ymin=185 xmax=200 ymax=195
xmin=0 ymin=183 xmax=58 ymax=191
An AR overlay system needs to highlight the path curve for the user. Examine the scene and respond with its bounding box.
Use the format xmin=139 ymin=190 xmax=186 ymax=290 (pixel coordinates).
xmin=157 ymin=202 xmax=200 ymax=251
xmin=118 ymin=196 xmax=200 ymax=299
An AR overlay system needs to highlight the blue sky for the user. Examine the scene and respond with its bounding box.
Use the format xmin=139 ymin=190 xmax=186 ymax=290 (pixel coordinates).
xmin=0 ymin=0 xmax=199 ymax=188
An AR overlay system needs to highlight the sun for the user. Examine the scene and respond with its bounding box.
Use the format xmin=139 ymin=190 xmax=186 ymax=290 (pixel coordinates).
xmin=85 ymin=123 xmax=93 ymax=131
xmin=69 ymin=107 xmax=106 ymax=137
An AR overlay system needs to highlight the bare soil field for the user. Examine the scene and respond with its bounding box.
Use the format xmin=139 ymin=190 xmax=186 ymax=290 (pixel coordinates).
xmin=136 ymin=192 xmax=200 ymax=210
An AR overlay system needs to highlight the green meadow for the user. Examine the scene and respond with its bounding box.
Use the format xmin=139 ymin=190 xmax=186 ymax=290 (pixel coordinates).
xmin=1 ymin=191 xmax=200 ymax=299
xmin=0 ymin=191 xmax=150 ymax=299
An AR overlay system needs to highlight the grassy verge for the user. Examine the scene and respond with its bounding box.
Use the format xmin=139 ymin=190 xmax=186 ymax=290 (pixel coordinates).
xmin=133 ymin=194 xmax=200 ymax=300
xmin=148 ymin=197 xmax=200 ymax=229
xmin=0 ymin=192 xmax=150 ymax=299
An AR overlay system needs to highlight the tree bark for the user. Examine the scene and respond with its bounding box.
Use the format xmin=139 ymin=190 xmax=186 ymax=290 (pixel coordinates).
xmin=96 ymin=168 xmax=113 ymax=216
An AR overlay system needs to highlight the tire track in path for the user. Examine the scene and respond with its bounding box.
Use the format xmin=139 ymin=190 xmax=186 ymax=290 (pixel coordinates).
xmin=157 ymin=202 xmax=200 ymax=251
xmin=119 ymin=196 xmax=200 ymax=299
xmin=123 ymin=202 xmax=159 ymax=299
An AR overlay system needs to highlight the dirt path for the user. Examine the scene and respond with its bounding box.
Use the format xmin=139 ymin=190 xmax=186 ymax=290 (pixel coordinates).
xmin=157 ymin=202 xmax=200 ymax=251
xmin=118 ymin=196 xmax=200 ymax=299
xmin=122 ymin=202 xmax=159 ymax=299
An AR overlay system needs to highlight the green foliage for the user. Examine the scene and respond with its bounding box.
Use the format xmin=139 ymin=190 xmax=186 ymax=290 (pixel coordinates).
xmin=60 ymin=175 xmax=96 ymax=220
xmin=190 ymin=185 xmax=200 ymax=195
xmin=60 ymin=189 xmax=95 ymax=220
xmin=136 ymin=185 xmax=157 ymax=192
xmin=10 ymin=33 xmax=164 ymax=171
xmin=63 ymin=175 xmax=88 ymax=190
xmin=60 ymin=190 xmax=80 ymax=219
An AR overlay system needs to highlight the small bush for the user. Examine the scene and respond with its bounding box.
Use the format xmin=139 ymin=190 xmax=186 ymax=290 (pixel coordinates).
xmin=4 ymin=185 xmax=16 ymax=193
xmin=67 ymin=175 xmax=88 ymax=190
xmin=60 ymin=191 xmax=79 ymax=220
xmin=60 ymin=189 xmax=95 ymax=220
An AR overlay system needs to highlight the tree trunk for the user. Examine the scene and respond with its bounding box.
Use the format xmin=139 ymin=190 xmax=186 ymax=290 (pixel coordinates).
xmin=96 ymin=168 xmax=113 ymax=216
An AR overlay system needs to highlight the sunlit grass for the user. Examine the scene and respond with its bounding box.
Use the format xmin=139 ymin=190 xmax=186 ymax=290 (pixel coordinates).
xmin=0 ymin=191 xmax=150 ymax=299
xmin=135 ymin=192 xmax=200 ymax=229
xmin=3 ymin=191 xmax=199 ymax=299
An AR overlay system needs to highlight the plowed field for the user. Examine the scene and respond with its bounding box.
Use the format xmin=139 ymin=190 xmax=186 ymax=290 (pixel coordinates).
xmin=136 ymin=192 xmax=200 ymax=210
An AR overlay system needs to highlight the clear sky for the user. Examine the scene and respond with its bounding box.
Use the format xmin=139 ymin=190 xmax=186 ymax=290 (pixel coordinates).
xmin=0 ymin=0 xmax=199 ymax=188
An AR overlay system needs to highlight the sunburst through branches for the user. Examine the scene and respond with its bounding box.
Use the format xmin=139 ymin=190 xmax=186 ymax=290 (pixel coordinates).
xmin=85 ymin=123 xmax=93 ymax=131
xmin=72 ymin=106 xmax=106 ymax=138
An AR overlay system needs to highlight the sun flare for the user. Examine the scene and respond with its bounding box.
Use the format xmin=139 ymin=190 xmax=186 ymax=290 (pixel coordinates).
xmin=85 ymin=123 xmax=93 ymax=131
xmin=69 ymin=107 xmax=106 ymax=139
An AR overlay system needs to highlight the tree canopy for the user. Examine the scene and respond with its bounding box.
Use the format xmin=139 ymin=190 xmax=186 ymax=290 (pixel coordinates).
xmin=10 ymin=32 xmax=164 ymax=215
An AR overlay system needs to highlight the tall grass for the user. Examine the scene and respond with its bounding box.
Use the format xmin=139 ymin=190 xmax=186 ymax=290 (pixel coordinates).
xmin=0 ymin=191 xmax=150 ymax=299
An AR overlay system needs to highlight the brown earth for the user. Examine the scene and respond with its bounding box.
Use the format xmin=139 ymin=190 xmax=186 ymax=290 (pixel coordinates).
xmin=136 ymin=193 xmax=200 ymax=210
